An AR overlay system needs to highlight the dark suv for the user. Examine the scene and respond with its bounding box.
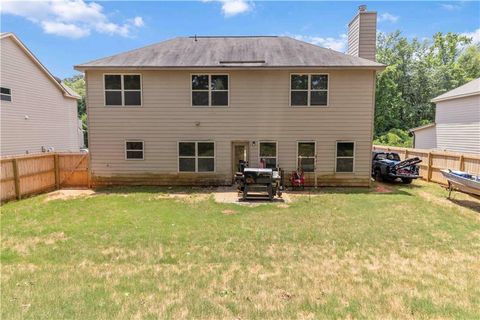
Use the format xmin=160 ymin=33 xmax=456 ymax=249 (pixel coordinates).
xmin=372 ymin=151 xmax=421 ymax=184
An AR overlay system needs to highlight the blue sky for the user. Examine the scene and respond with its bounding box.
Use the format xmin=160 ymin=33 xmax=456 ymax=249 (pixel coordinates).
xmin=2 ymin=1 xmax=479 ymax=78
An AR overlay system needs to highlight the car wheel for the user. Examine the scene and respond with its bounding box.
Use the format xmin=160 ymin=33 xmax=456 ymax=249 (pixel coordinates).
xmin=374 ymin=169 xmax=383 ymax=182
xmin=401 ymin=178 xmax=412 ymax=184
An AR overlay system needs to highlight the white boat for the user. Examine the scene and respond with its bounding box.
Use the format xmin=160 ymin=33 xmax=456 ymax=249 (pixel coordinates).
xmin=440 ymin=169 xmax=480 ymax=198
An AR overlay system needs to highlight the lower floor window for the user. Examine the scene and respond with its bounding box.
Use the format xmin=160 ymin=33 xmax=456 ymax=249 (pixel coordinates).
xmin=125 ymin=141 xmax=144 ymax=160
xmin=298 ymin=142 xmax=315 ymax=172
xmin=179 ymin=142 xmax=215 ymax=172
xmin=259 ymin=142 xmax=277 ymax=168
xmin=336 ymin=142 xmax=355 ymax=172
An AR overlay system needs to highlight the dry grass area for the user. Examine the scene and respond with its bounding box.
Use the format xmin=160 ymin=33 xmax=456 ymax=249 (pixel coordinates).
xmin=1 ymin=181 xmax=480 ymax=319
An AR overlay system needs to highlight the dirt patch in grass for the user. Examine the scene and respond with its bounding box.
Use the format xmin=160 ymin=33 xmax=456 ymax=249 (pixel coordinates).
xmin=213 ymin=188 xmax=292 ymax=206
xmin=3 ymin=232 xmax=68 ymax=255
xmin=221 ymin=209 xmax=237 ymax=215
xmin=374 ymin=183 xmax=393 ymax=193
xmin=44 ymin=189 xmax=95 ymax=202
xmin=153 ymin=193 xmax=210 ymax=203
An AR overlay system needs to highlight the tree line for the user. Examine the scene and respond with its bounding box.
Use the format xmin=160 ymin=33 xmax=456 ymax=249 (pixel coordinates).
xmin=64 ymin=31 xmax=480 ymax=148
xmin=374 ymin=31 xmax=480 ymax=147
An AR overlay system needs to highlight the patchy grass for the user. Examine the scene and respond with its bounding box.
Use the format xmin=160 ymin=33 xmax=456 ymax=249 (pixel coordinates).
xmin=1 ymin=181 xmax=479 ymax=319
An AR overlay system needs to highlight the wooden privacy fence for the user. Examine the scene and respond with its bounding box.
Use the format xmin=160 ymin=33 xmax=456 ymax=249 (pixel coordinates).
xmin=1 ymin=153 xmax=89 ymax=202
xmin=373 ymin=145 xmax=480 ymax=185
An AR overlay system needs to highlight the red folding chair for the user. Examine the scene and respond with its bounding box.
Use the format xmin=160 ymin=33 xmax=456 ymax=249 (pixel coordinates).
xmin=290 ymin=169 xmax=305 ymax=190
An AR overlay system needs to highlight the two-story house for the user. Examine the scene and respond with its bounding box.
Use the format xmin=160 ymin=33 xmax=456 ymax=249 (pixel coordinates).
xmin=1 ymin=33 xmax=82 ymax=156
xmin=75 ymin=6 xmax=385 ymax=187
xmin=410 ymin=77 xmax=480 ymax=155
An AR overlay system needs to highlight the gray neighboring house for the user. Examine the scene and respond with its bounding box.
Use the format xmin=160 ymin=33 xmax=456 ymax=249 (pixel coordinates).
xmin=0 ymin=32 xmax=82 ymax=157
xmin=76 ymin=6 xmax=385 ymax=187
xmin=410 ymin=78 xmax=480 ymax=155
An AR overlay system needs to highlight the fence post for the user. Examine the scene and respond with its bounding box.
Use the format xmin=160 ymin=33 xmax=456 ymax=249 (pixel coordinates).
xmin=12 ymin=158 xmax=21 ymax=200
xmin=405 ymin=149 xmax=409 ymax=160
xmin=427 ymin=152 xmax=433 ymax=182
xmin=459 ymin=155 xmax=464 ymax=171
xmin=54 ymin=154 xmax=60 ymax=189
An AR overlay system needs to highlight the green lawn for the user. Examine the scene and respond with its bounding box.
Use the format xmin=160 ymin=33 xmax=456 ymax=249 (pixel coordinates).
xmin=1 ymin=181 xmax=479 ymax=319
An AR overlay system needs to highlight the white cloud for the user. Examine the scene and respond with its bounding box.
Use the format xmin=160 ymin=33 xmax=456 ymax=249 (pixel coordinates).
xmin=289 ymin=34 xmax=348 ymax=52
xmin=41 ymin=21 xmax=90 ymax=38
xmin=221 ymin=0 xmax=251 ymax=17
xmin=1 ymin=0 xmax=145 ymax=39
xmin=132 ymin=16 xmax=145 ymax=27
xmin=213 ymin=0 xmax=252 ymax=17
xmin=462 ymin=28 xmax=480 ymax=44
xmin=378 ymin=12 xmax=399 ymax=23
xmin=441 ymin=3 xmax=462 ymax=11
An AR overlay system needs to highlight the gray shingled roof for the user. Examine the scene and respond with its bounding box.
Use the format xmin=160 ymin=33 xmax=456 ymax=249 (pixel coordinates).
xmin=431 ymin=78 xmax=480 ymax=102
xmin=75 ymin=36 xmax=385 ymax=70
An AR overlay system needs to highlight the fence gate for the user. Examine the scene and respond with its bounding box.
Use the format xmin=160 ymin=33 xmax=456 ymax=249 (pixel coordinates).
xmin=1 ymin=153 xmax=89 ymax=202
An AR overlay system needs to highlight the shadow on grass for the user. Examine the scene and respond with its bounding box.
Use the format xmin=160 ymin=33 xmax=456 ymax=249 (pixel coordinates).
xmin=92 ymin=182 xmax=422 ymax=197
xmin=448 ymin=198 xmax=480 ymax=213
xmin=93 ymin=185 xmax=219 ymax=195
xmin=292 ymin=182 xmax=420 ymax=196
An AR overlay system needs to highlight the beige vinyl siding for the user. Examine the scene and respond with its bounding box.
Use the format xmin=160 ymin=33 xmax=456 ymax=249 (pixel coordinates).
xmin=0 ymin=36 xmax=80 ymax=156
xmin=86 ymin=69 xmax=376 ymax=186
xmin=347 ymin=16 xmax=360 ymax=57
xmin=348 ymin=12 xmax=377 ymax=61
xmin=435 ymin=95 xmax=480 ymax=155
xmin=413 ymin=126 xmax=436 ymax=149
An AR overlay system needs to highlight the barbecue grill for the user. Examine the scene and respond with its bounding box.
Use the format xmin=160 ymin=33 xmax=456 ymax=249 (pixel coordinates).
xmin=235 ymin=165 xmax=284 ymax=200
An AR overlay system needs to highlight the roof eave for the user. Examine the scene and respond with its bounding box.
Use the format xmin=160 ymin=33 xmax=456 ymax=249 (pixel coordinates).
xmin=409 ymin=123 xmax=436 ymax=133
xmin=2 ymin=32 xmax=79 ymax=99
xmin=431 ymin=91 xmax=480 ymax=103
xmin=75 ymin=65 xmax=386 ymax=72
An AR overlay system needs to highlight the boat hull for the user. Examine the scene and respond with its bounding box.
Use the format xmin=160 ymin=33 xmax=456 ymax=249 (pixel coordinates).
xmin=441 ymin=170 xmax=480 ymax=197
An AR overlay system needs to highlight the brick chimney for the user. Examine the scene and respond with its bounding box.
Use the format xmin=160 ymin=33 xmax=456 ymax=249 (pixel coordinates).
xmin=347 ymin=5 xmax=377 ymax=61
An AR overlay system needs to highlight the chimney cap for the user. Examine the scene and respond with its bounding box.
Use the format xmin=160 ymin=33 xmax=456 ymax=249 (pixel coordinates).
xmin=359 ymin=5 xmax=367 ymax=12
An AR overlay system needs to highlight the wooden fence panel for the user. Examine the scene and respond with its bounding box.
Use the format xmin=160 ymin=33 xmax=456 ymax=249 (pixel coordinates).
xmin=373 ymin=145 xmax=480 ymax=185
xmin=1 ymin=160 xmax=16 ymax=201
xmin=59 ymin=153 xmax=89 ymax=187
xmin=17 ymin=155 xmax=56 ymax=195
xmin=1 ymin=153 xmax=89 ymax=202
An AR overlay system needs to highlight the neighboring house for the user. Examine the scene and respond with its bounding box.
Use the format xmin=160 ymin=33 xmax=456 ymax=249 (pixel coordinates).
xmin=0 ymin=33 xmax=82 ymax=157
xmin=410 ymin=78 xmax=480 ymax=155
xmin=75 ymin=6 xmax=385 ymax=187
xmin=409 ymin=123 xmax=436 ymax=149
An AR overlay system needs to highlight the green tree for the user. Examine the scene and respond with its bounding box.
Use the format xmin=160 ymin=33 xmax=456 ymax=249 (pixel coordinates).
xmin=63 ymin=74 xmax=87 ymax=147
xmin=374 ymin=31 xmax=480 ymax=146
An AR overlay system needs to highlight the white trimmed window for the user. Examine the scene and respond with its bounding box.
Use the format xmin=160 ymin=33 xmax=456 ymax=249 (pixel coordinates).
xmin=125 ymin=141 xmax=144 ymax=160
xmin=297 ymin=142 xmax=315 ymax=172
xmin=105 ymin=74 xmax=142 ymax=106
xmin=178 ymin=142 xmax=215 ymax=172
xmin=291 ymin=74 xmax=328 ymax=106
xmin=1 ymin=87 xmax=12 ymax=102
xmin=191 ymin=74 xmax=228 ymax=106
xmin=259 ymin=142 xmax=277 ymax=169
xmin=336 ymin=142 xmax=355 ymax=172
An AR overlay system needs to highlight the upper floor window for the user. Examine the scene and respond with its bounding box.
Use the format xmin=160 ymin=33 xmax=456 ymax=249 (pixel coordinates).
xmin=336 ymin=141 xmax=355 ymax=173
xmin=192 ymin=74 xmax=228 ymax=107
xmin=297 ymin=142 xmax=315 ymax=172
xmin=259 ymin=142 xmax=277 ymax=169
xmin=125 ymin=141 xmax=144 ymax=160
xmin=178 ymin=142 xmax=215 ymax=172
xmin=1 ymin=87 xmax=12 ymax=102
xmin=105 ymin=74 xmax=141 ymax=106
xmin=291 ymin=74 xmax=328 ymax=107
